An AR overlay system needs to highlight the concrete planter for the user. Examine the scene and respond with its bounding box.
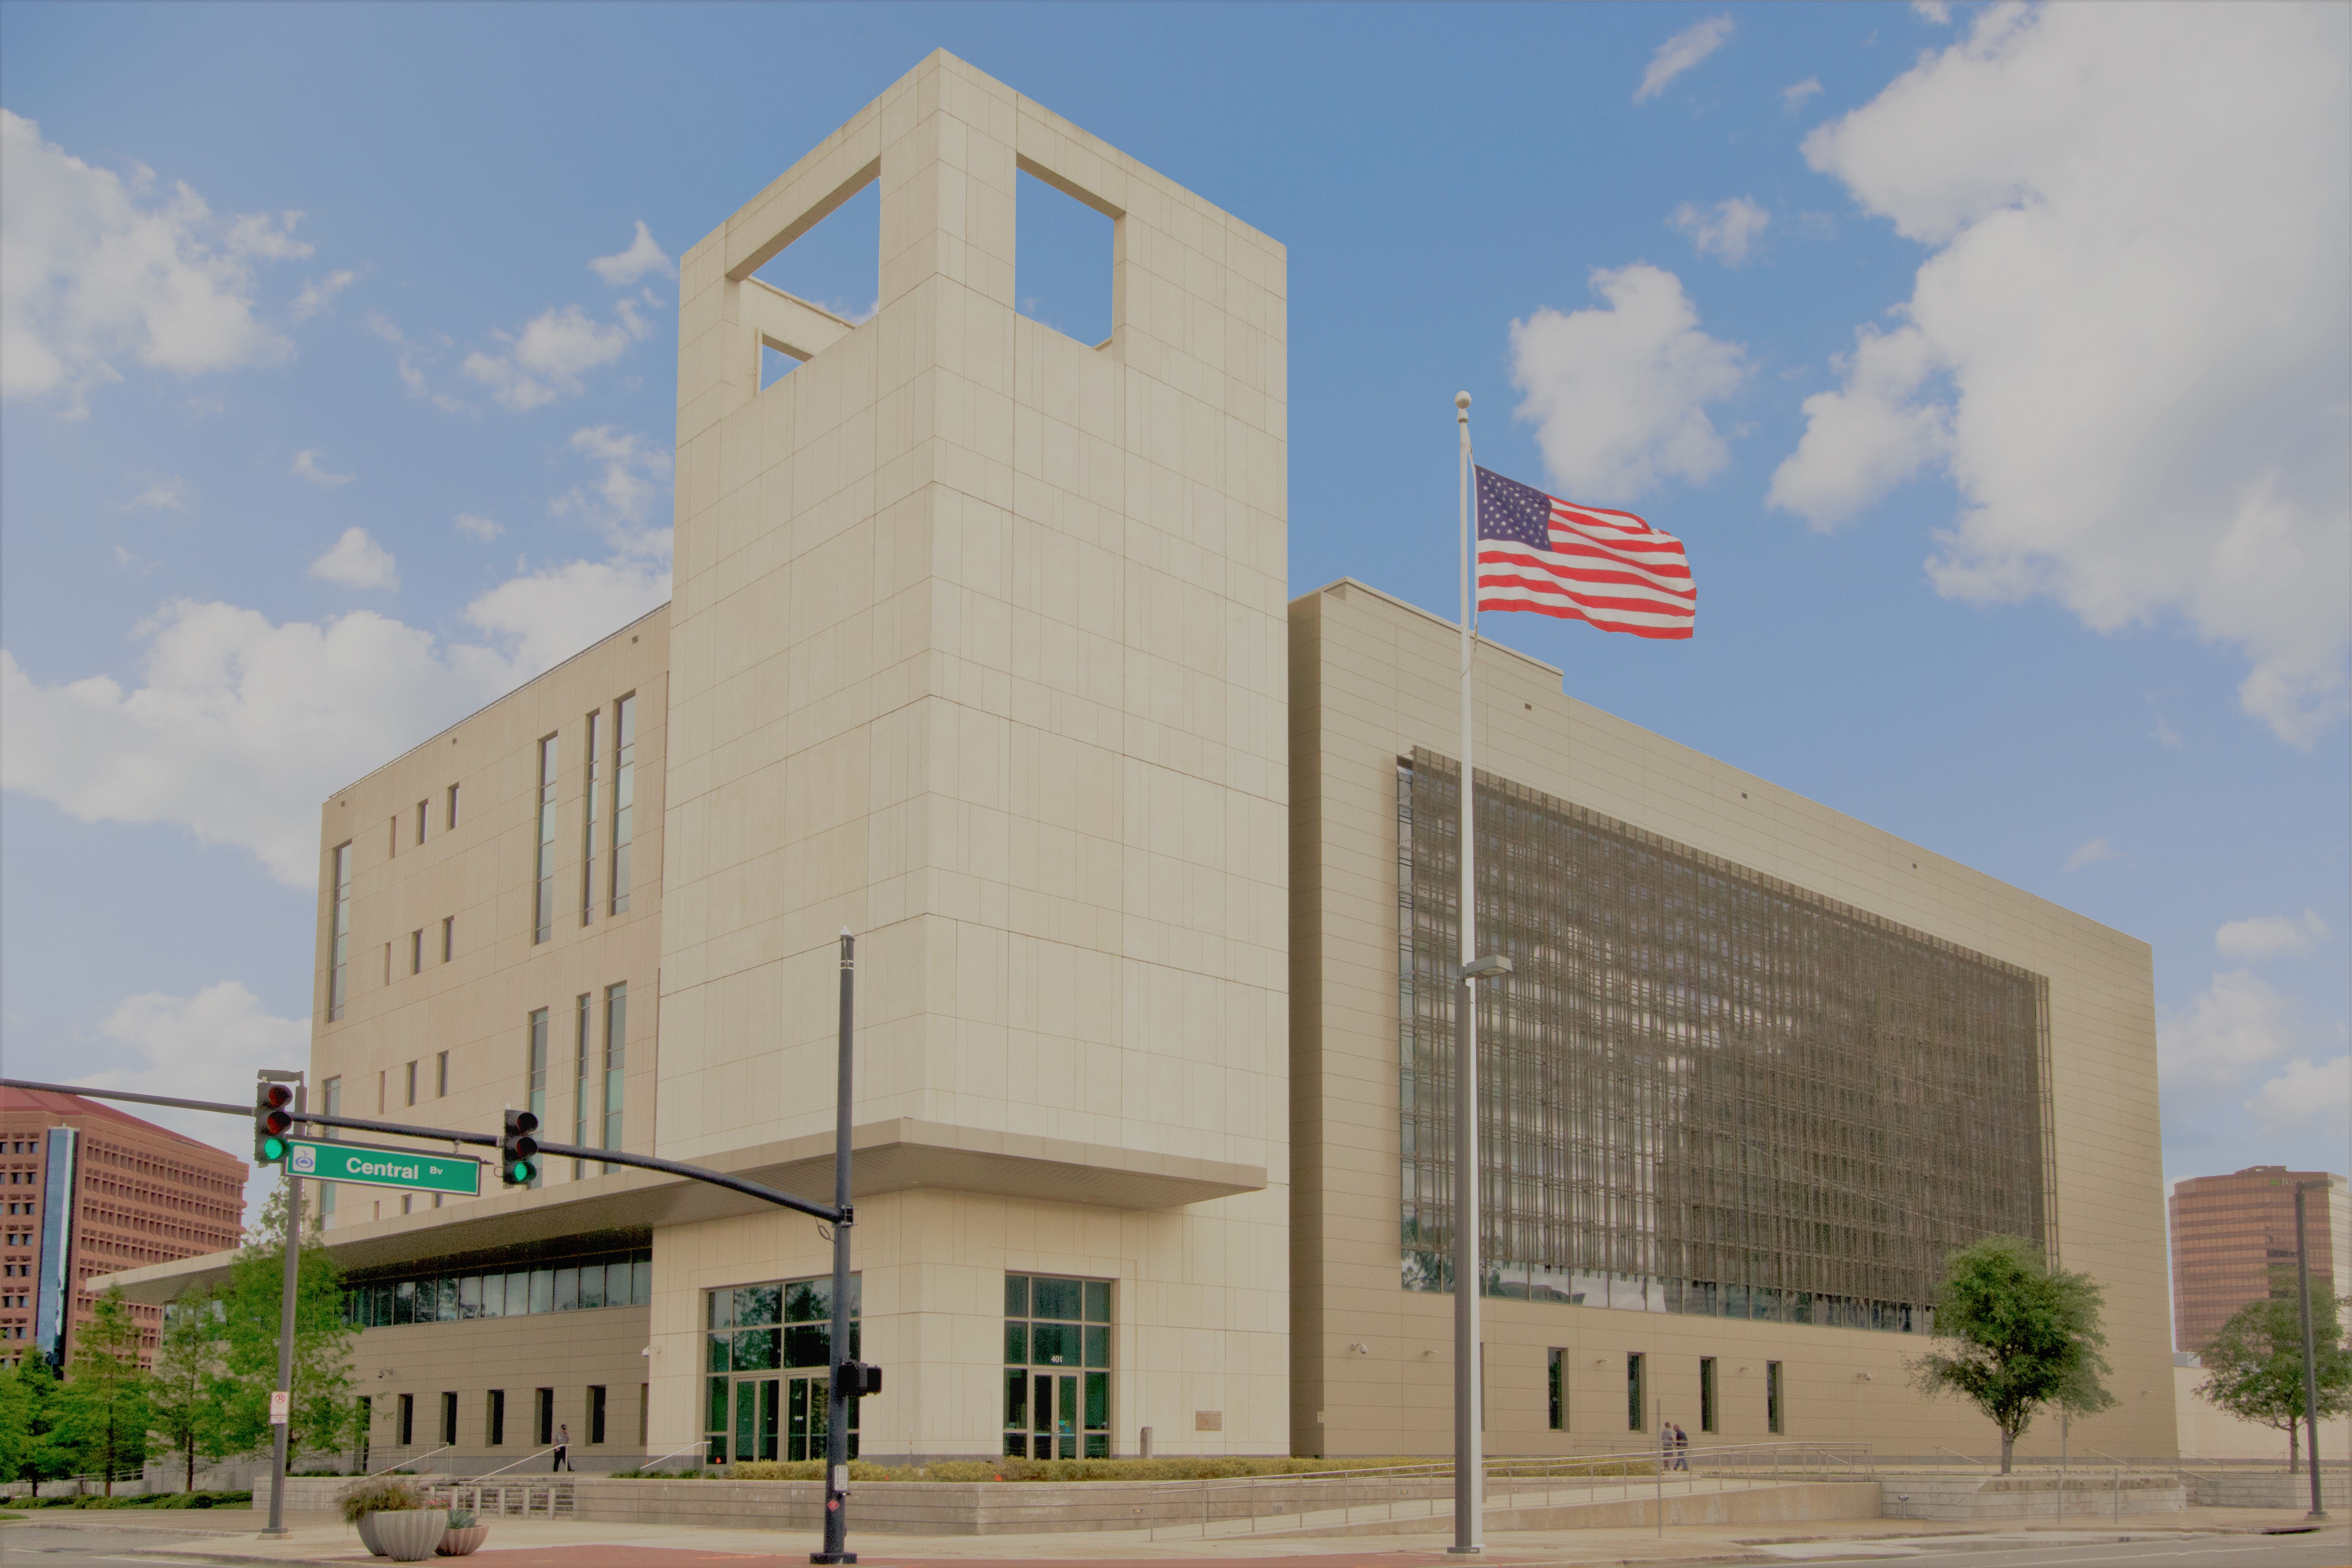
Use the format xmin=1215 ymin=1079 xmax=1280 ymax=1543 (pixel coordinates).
xmin=436 ymin=1524 xmax=490 ymax=1556
xmin=355 ymin=1513 xmax=384 ymax=1555
xmin=369 ymin=1508 xmax=449 ymax=1562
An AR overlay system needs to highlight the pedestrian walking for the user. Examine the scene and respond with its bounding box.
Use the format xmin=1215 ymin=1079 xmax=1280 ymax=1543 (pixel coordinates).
xmin=552 ymin=1422 xmax=572 ymax=1472
xmin=1672 ymin=1421 xmax=1690 ymax=1471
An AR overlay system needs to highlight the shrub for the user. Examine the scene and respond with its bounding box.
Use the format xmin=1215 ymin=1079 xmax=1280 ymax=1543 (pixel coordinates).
xmin=720 ymin=1455 xmax=1444 ymax=1483
xmin=337 ymin=1475 xmax=426 ymax=1524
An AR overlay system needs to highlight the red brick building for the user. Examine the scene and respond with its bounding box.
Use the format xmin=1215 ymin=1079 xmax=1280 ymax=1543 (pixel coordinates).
xmin=2170 ymin=1165 xmax=2351 ymax=1354
xmin=1 ymin=1088 xmax=247 ymax=1369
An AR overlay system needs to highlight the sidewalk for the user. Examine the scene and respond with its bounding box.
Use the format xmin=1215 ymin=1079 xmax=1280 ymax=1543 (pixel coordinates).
xmin=0 ymin=1503 xmax=2334 ymax=1566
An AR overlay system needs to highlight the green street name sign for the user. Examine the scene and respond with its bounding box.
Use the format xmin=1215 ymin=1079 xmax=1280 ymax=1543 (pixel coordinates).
xmin=286 ymin=1138 xmax=481 ymax=1197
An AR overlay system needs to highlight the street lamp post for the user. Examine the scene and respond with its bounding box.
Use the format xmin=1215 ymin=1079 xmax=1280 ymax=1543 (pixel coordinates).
xmin=2294 ymin=1181 xmax=2328 ymax=1522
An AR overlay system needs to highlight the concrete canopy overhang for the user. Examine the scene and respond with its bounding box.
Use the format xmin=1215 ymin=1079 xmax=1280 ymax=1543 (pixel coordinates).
xmin=93 ymin=1117 xmax=1266 ymax=1304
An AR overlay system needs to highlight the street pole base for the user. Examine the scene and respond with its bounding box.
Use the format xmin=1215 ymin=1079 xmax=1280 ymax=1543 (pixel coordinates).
xmin=1445 ymin=1548 xmax=1482 ymax=1556
xmin=259 ymin=1529 xmax=290 ymax=1538
xmin=808 ymin=1555 xmax=856 ymax=1564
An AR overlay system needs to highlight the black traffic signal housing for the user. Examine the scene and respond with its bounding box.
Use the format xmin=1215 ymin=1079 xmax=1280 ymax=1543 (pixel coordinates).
xmin=500 ymin=1108 xmax=540 ymax=1187
xmin=837 ymin=1360 xmax=882 ymax=1398
xmin=253 ymin=1081 xmax=294 ymax=1166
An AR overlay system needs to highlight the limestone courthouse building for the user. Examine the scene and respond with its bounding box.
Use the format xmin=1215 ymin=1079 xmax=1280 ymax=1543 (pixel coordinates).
xmin=103 ymin=54 xmax=2176 ymax=1469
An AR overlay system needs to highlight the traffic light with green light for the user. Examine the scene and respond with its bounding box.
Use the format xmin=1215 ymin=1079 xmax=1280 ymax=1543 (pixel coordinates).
xmin=254 ymin=1081 xmax=294 ymax=1166
xmin=501 ymin=1108 xmax=539 ymax=1187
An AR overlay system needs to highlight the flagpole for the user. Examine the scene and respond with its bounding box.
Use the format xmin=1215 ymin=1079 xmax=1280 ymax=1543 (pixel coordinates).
xmin=1451 ymin=389 xmax=1482 ymax=1556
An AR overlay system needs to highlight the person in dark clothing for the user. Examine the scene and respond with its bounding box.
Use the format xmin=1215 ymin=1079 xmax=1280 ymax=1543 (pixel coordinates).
xmin=552 ymin=1423 xmax=572 ymax=1472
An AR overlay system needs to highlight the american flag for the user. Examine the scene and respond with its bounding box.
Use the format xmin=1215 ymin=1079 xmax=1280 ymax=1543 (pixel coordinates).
xmin=1474 ymin=466 xmax=1695 ymax=640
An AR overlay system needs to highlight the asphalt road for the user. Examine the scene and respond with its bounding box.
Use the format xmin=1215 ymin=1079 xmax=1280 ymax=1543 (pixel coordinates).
xmin=0 ymin=1524 xmax=237 ymax=1567
xmin=1784 ymin=1528 xmax=2352 ymax=1567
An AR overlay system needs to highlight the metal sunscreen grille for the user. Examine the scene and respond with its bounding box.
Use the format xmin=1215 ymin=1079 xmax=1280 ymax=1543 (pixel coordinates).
xmin=1399 ymin=748 xmax=2049 ymax=1325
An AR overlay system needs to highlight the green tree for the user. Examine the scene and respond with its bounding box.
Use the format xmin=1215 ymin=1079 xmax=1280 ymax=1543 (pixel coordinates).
xmin=0 ymin=1358 xmax=31 ymax=1484
xmin=1911 ymin=1234 xmax=2116 ymax=1472
xmin=2196 ymin=1270 xmax=2352 ymax=1473
xmin=2 ymin=1358 xmax=74 ymax=1494
xmin=50 ymin=1288 xmax=151 ymax=1494
xmin=221 ymin=1185 xmax=359 ymax=1464
xmin=148 ymin=1287 xmax=234 ymax=1493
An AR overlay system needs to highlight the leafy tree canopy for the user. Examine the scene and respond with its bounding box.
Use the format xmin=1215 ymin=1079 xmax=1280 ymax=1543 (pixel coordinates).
xmin=221 ymin=1186 xmax=360 ymax=1462
xmin=50 ymin=1287 xmax=150 ymax=1494
xmin=2195 ymin=1269 xmax=2351 ymax=1473
xmin=1911 ymin=1234 xmax=2115 ymax=1472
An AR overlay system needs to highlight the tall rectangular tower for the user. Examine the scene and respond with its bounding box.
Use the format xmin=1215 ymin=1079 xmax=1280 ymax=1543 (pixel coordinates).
xmin=657 ymin=53 xmax=1289 ymax=1460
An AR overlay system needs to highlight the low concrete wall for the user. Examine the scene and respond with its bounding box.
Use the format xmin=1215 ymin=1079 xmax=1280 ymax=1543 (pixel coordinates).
xmin=2185 ymin=1470 xmax=2350 ymax=1509
xmin=1880 ymin=1473 xmax=2185 ymax=1522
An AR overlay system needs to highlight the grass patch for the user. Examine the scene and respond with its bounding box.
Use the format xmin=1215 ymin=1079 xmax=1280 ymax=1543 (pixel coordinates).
xmin=6 ymin=1491 xmax=250 ymax=1509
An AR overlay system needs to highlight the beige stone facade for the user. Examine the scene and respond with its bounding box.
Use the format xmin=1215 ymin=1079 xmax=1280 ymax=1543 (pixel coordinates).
xmin=94 ymin=52 xmax=2177 ymax=1475
xmin=1289 ymin=579 xmax=2174 ymax=1461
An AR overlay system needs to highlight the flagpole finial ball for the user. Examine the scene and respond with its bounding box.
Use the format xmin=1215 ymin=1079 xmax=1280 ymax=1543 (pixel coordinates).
xmin=1455 ymin=391 xmax=1472 ymax=411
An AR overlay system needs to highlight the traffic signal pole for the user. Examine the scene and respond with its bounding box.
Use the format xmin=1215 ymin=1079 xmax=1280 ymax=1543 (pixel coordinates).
xmin=815 ymin=931 xmax=858 ymax=1565
xmin=258 ymin=1072 xmax=304 ymax=1538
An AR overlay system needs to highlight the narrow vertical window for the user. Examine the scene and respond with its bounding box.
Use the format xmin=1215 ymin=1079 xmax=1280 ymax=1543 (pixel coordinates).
xmin=383 ymin=942 xmax=392 ymax=985
xmin=533 ymin=735 xmax=559 ymax=943
xmin=573 ymin=995 xmax=592 ymax=1178
xmin=603 ymin=981 xmax=627 ymax=1158
xmin=487 ymin=1388 xmax=506 ymax=1446
xmin=535 ymin=1387 xmax=554 ymax=1446
xmin=397 ymin=1393 xmax=415 ymax=1446
xmin=327 ymin=843 xmax=353 ymax=1021
xmin=581 ymin=709 xmax=603 ymax=926
xmin=446 ymin=783 xmax=461 ymax=828
xmin=527 ymin=1009 xmax=549 ymax=1191
xmin=441 ymin=916 xmax=454 ymax=963
xmin=1627 ymin=1352 xmax=1646 ymax=1432
xmin=405 ymin=1061 xmax=418 ymax=1107
xmin=440 ymin=1391 xmax=458 ymax=1445
xmin=1766 ymin=1361 xmax=1784 ymax=1434
xmin=319 ymin=1077 xmax=341 ymax=1220
xmin=389 ymin=815 xmax=400 ymax=857
xmin=416 ymin=801 xmax=428 ymax=846
xmin=436 ymin=1051 xmax=449 ymax=1098
xmin=589 ymin=1384 xmax=608 ymax=1445
xmin=610 ymin=695 xmax=636 ymax=914
xmin=1548 ymin=1348 xmax=1567 ymax=1431
xmin=410 ymin=929 xmax=423 ymax=975
xmin=1699 ymin=1357 xmax=1717 ymax=1434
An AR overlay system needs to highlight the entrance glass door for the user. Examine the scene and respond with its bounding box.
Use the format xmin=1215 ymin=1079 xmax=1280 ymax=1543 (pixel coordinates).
xmin=731 ymin=1372 xmax=856 ymax=1462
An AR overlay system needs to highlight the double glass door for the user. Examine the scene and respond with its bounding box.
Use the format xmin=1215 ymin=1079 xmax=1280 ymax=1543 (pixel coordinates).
xmin=1003 ymin=1369 xmax=1102 ymax=1460
xmin=730 ymin=1373 xmax=858 ymax=1462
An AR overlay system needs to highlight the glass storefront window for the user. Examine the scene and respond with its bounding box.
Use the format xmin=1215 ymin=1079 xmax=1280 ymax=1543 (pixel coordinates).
xmin=1003 ymin=1272 xmax=1112 ymax=1458
xmin=343 ymin=1250 xmax=652 ymax=1327
xmin=703 ymin=1272 xmax=861 ymax=1465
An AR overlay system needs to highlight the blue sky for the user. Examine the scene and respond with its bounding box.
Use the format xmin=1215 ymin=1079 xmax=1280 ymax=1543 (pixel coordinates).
xmin=3 ymin=2 xmax=2346 ymax=1223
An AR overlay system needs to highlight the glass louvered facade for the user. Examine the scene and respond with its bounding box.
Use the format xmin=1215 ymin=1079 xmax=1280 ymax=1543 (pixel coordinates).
xmin=1398 ymin=749 xmax=2053 ymax=1332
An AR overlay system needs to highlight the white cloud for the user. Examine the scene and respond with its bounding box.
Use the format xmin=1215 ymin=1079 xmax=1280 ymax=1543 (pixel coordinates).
xmin=1770 ymin=4 xmax=2352 ymax=746
xmin=1668 ymin=197 xmax=1770 ymax=266
xmin=1 ymin=108 xmax=309 ymax=415
xmin=77 ymin=981 xmax=311 ymax=1187
xmin=1912 ymin=0 xmax=1953 ymax=23
xmin=1637 ymin=15 xmax=1735 ymax=103
xmin=290 ymin=269 xmax=357 ymax=322
xmin=455 ymin=512 xmax=504 ymax=542
xmin=1509 ymin=263 xmax=1749 ymax=500
xmin=126 ymin=476 xmax=188 ymax=512
xmin=1 ymin=547 xmax=668 ymax=885
xmin=2062 ymin=837 xmax=2117 ymax=872
xmin=2215 ymin=909 xmax=2332 ymax=962
xmin=2245 ymin=1055 xmax=2352 ymax=1137
xmin=589 ymin=220 xmax=675 ymax=286
xmin=462 ymin=301 xmax=650 ymax=411
xmin=1782 ymin=78 xmax=1824 ymax=114
xmin=463 ymin=556 xmax=671 ymax=674
xmin=290 ymin=448 xmax=353 ymax=486
xmin=554 ymin=424 xmax=673 ymax=542
xmin=2159 ymin=968 xmax=2294 ymax=1087
xmin=307 ymin=526 xmax=398 ymax=592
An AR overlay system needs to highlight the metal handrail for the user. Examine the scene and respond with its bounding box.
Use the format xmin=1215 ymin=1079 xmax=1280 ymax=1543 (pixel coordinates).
xmin=636 ymin=1441 xmax=711 ymax=1475
xmin=368 ymin=1443 xmax=452 ymax=1478
xmin=470 ymin=1445 xmax=560 ymax=1481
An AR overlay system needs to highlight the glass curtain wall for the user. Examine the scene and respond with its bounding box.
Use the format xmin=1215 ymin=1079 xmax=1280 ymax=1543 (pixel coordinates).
xmin=703 ymin=1276 xmax=860 ymax=1464
xmin=1002 ymin=1274 xmax=1111 ymax=1457
xmin=1397 ymin=749 xmax=2051 ymax=1332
